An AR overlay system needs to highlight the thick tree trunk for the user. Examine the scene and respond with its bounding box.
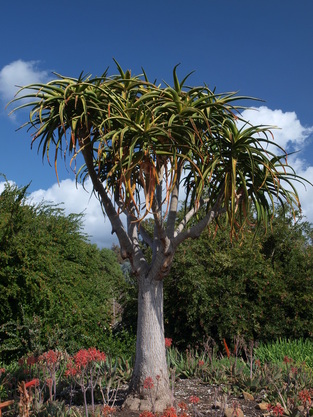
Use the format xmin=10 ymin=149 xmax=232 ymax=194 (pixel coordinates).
xmin=126 ymin=275 xmax=172 ymax=411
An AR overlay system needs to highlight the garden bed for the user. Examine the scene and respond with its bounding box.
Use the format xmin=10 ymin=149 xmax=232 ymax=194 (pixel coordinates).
xmin=62 ymin=379 xmax=267 ymax=417
xmin=111 ymin=379 xmax=266 ymax=417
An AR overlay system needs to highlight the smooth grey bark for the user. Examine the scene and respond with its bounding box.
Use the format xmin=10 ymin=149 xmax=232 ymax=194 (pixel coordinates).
xmin=128 ymin=276 xmax=171 ymax=405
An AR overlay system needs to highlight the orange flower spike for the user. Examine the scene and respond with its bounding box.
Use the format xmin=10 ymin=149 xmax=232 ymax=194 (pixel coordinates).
xmin=223 ymin=339 xmax=230 ymax=359
xmin=25 ymin=378 xmax=40 ymax=388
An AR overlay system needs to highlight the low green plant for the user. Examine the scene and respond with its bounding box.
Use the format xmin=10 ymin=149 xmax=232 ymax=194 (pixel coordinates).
xmin=35 ymin=400 xmax=68 ymax=417
xmin=4 ymin=337 xmax=313 ymax=417
xmin=167 ymin=347 xmax=207 ymax=379
xmin=200 ymin=358 xmax=231 ymax=386
xmin=255 ymin=339 xmax=313 ymax=369
xmin=98 ymin=355 xmax=131 ymax=406
xmin=114 ymin=355 xmax=133 ymax=383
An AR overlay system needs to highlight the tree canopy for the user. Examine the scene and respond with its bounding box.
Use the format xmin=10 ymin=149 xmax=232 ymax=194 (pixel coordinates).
xmin=10 ymin=63 xmax=306 ymax=279
xmin=163 ymin=209 xmax=313 ymax=346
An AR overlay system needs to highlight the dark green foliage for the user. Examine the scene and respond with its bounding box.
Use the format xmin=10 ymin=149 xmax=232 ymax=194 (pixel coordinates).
xmin=0 ymin=181 xmax=126 ymax=362
xmin=261 ymin=214 xmax=313 ymax=339
xmin=163 ymin=227 xmax=272 ymax=345
xmin=162 ymin=212 xmax=313 ymax=348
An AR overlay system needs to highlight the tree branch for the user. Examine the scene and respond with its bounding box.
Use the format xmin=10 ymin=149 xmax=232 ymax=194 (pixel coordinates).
xmin=138 ymin=223 xmax=153 ymax=248
xmin=152 ymin=186 xmax=166 ymax=242
xmin=147 ymin=235 xmax=174 ymax=282
xmin=173 ymin=206 xmax=225 ymax=248
xmin=78 ymin=132 xmax=148 ymax=274
xmin=173 ymin=192 xmax=225 ymax=248
xmin=166 ymin=168 xmax=181 ymax=239
xmin=174 ymin=197 xmax=211 ymax=237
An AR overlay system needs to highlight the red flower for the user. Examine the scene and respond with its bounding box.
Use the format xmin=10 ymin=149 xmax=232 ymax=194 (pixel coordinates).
xmin=268 ymin=403 xmax=284 ymax=416
xmin=46 ymin=378 xmax=53 ymax=387
xmin=73 ymin=348 xmax=106 ymax=369
xmin=65 ymin=348 xmax=106 ymax=380
xmin=39 ymin=350 xmax=59 ymax=365
xmin=299 ymin=389 xmax=312 ymax=406
xmin=74 ymin=349 xmax=90 ymax=368
xmin=198 ymin=360 xmax=204 ymax=367
xmin=283 ymin=356 xmax=293 ymax=364
xmin=65 ymin=359 xmax=78 ymax=378
xmin=102 ymin=405 xmax=116 ymax=417
xmin=143 ymin=376 xmax=154 ymax=389
xmin=189 ymin=396 xmax=199 ymax=404
xmin=25 ymin=378 xmax=39 ymax=388
xmin=165 ymin=338 xmax=172 ymax=348
xmin=178 ymin=401 xmax=188 ymax=411
xmin=0 ymin=368 xmax=5 ymax=375
xmin=223 ymin=339 xmax=230 ymax=359
xmin=139 ymin=411 xmax=155 ymax=417
xmin=87 ymin=347 xmax=106 ymax=362
xmin=162 ymin=406 xmax=177 ymax=417
xmin=27 ymin=355 xmax=37 ymax=366
xmin=291 ymin=366 xmax=298 ymax=374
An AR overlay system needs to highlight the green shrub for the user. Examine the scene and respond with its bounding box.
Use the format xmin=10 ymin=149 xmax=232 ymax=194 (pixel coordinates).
xmin=0 ymin=182 xmax=127 ymax=362
xmin=96 ymin=328 xmax=136 ymax=359
xmin=163 ymin=211 xmax=313 ymax=348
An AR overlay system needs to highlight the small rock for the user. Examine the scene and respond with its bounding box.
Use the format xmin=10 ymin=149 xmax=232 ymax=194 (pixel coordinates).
xmin=224 ymin=406 xmax=244 ymax=417
xmin=257 ymin=402 xmax=270 ymax=411
xmin=242 ymin=391 xmax=254 ymax=401
xmin=139 ymin=400 xmax=151 ymax=411
xmin=124 ymin=397 xmax=140 ymax=411
xmin=154 ymin=400 xmax=171 ymax=413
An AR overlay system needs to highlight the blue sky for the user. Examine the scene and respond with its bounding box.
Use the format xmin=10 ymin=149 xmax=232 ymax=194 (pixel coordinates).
xmin=1 ymin=0 xmax=313 ymax=247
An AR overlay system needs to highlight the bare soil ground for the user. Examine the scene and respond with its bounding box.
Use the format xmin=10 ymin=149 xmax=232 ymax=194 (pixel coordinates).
xmin=112 ymin=379 xmax=267 ymax=417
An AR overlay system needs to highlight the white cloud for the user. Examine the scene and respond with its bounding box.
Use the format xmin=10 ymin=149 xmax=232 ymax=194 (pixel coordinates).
xmin=283 ymin=157 xmax=313 ymax=222
xmin=241 ymin=106 xmax=313 ymax=223
xmin=0 ymin=177 xmax=118 ymax=248
xmin=0 ymin=60 xmax=50 ymax=102
xmin=241 ymin=106 xmax=313 ymax=151
xmin=28 ymin=179 xmax=118 ymax=248
xmin=0 ymin=179 xmax=14 ymax=193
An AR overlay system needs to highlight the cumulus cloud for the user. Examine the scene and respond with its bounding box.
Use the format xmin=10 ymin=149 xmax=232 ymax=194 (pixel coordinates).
xmin=241 ymin=106 xmax=313 ymax=222
xmin=241 ymin=106 xmax=313 ymax=151
xmin=0 ymin=177 xmax=117 ymax=248
xmin=282 ymin=157 xmax=313 ymax=222
xmin=0 ymin=180 xmax=14 ymax=193
xmin=28 ymin=179 xmax=119 ymax=248
xmin=0 ymin=60 xmax=50 ymax=102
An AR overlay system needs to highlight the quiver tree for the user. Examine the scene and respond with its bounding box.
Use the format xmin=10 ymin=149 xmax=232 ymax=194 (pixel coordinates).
xmin=10 ymin=62 xmax=308 ymax=409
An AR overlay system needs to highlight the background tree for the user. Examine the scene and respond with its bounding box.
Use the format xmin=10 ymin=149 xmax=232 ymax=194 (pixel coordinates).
xmin=121 ymin=210 xmax=313 ymax=349
xmin=0 ymin=180 xmax=127 ymax=362
xmin=164 ymin=210 xmax=313 ymax=346
xmin=11 ymin=63 xmax=308 ymax=408
xmin=261 ymin=210 xmax=313 ymax=339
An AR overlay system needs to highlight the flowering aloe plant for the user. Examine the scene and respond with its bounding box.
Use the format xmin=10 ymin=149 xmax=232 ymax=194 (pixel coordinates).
xmin=65 ymin=348 xmax=106 ymax=416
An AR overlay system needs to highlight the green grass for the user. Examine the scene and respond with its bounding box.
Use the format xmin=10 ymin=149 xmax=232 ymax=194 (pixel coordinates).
xmin=254 ymin=338 xmax=313 ymax=368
